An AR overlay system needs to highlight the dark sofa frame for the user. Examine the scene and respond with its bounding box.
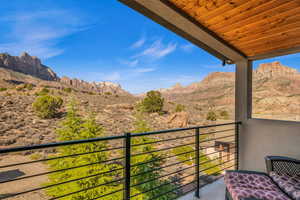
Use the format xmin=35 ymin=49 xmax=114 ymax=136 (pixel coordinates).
xmin=225 ymin=156 xmax=300 ymax=200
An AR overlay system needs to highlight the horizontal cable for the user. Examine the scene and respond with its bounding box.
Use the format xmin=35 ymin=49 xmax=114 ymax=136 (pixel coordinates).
xmin=131 ymin=149 xmax=196 ymax=167
xmin=0 ymin=167 xmax=124 ymax=199
xmin=0 ymin=146 xmax=124 ymax=169
xmin=201 ymin=145 xmax=236 ymax=158
xmin=200 ymin=152 xmax=236 ymax=166
xmin=131 ymin=150 xmax=235 ymax=183
xmin=131 ymin=122 xmax=240 ymax=137
xmin=206 ymin=164 xmax=236 ymax=177
xmin=91 ymin=188 xmax=124 ymax=200
xmin=152 ymin=180 xmax=196 ymax=200
xmin=0 ymin=156 xmax=124 ymax=184
xmin=131 ymin=156 xmax=196 ymax=178
xmin=199 ymin=158 xmax=235 ymax=173
xmin=0 ymin=135 xmax=125 ymax=154
xmin=131 ymin=134 xmax=196 ymax=147
xmin=130 ymin=143 xmax=237 ymax=169
xmin=200 ymin=128 xmax=235 ymax=136
xmin=0 ymin=122 xmax=240 ymax=154
xmin=132 ymin=142 xmax=195 ymax=157
xmin=131 ymin=172 xmax=196 ymax=198
xmin=49 ymin=177 xmax=124 ymax=200
xmin=200 ymin=140 xmax=235 ymax=150
xmin=131 ymin=164 xmax=196 ymax=188
xmin=131 ymin=144 xmax=236 ymax=171
xmin=200 ymin=134 xmax=235 ymax=143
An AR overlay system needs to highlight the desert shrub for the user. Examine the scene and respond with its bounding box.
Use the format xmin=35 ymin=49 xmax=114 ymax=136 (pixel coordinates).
xmin=104 ymin=92 xmax=112 ymax=95
xmin=220 ymin=110 xmax=229 ymax=119
xmin=46 ymin=104 xmax=123 ymax=200
xmin=35 ymin=87 xmax=50 ymax=96
xmin=174 ymin=104 xmax=185 ymax=112
xmin=24 ymin=83 xmax=34 ymax=90
xmin=32 ymin=95 xmax=63 ymax=119
xmin=206 ymin=110 xmax=217 ymax=121
xmin=139 ymin=90 xmax=164 ymax=113
xmin=88 ymin=91 xmax=95 ymax=95
xmin=63 ymin=87 xmax=72 ymax=93
xmin=0 ymin=87 xmax=7 ymax=92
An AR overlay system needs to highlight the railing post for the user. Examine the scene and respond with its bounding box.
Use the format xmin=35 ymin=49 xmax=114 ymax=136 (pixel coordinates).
xmin=124 ymin=132 xmax=131 ymax=200
xmin=235 ymin=123 xmax=239 ymax=170
xmin=195 ymin=128 xmax=200 ymax=198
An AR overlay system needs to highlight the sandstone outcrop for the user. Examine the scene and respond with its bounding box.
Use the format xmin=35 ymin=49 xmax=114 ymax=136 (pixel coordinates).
xmin=60 ymin=76 xmax=128 ymax=95
xmin=167 ymin=112 xmax=189 ymax=128
xmin=0 ymin=52 xmax=129 ymax=95
xmin=254 ymin=61 xmax=299 ymax=79
xmin=0 ymin=52 xmax=59 ymax=81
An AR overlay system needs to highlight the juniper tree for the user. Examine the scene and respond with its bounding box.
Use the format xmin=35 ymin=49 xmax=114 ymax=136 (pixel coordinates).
xmin=46 ymin=103 xmax=123 ymax=200
xmin=130 ymin=113 xmax=176 ymax=200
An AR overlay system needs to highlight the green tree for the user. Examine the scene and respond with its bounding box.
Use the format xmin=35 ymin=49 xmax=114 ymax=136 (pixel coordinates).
xmin=130 ymin=113 xmax=176 ymax=200
xmin=47 ymin=103 xmax=123 ymax=200
xmin=32 ymin=95 xmax=63 ymax=119
xmin=139 ymin=91 xmax=164 ymax=113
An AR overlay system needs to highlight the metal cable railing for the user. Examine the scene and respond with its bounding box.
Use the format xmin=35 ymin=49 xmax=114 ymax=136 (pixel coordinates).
xmin=0 ymin=121 xmax=241 ymax=200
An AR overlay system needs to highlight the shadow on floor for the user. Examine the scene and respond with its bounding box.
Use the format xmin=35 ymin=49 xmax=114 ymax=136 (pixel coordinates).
xmin=0 ymin=169 xmax=25 ymax=182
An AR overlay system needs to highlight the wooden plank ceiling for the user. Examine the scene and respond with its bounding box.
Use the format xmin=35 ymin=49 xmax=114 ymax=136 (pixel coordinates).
xmin=168 ymin=0 xmax=300 ymax=58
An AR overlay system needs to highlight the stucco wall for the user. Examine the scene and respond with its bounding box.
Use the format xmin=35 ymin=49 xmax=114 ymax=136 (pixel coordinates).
xmin=239 ymin=118 xmax=300 ymax=172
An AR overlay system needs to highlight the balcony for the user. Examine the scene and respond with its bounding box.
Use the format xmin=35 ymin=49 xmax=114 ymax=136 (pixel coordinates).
xmin=0 ymin=122 xmax=239 ymax=200
xmin=1 ymin=0 xmax=300 ymax=200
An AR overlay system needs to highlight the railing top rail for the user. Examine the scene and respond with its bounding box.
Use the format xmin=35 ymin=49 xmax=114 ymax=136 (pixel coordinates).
xmin=0 ymin=121 xmax=241 ymax=154
xmin=131 ymin=121 xmax=241 ymax=137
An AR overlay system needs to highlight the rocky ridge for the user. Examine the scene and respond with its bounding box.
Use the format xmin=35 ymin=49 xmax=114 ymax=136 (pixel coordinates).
xmin=159 ymin=61 xmax=299 ymax=95
xmin=0 ymin=52 xmax=59 ymax=81
xmin=0 ymin=52 xmax=128 ymax=95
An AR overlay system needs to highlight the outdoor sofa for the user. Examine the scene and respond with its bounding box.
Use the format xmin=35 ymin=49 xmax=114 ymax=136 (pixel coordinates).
xmin=225 ymin=156 xmax=300 ymax=200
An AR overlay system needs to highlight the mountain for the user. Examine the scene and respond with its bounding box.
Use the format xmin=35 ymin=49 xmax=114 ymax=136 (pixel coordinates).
xmin=160 ymin=61 xmax=300 ymax=121
xmin=0 ymin=52 xmax=59 ymax=81
xmin=60 ymin=77 xmax=128 ymax=95
xmin=0 ymin=52 xmax=129 ymax=95
xmin=160 ymin=61 xmax=299 ymax=95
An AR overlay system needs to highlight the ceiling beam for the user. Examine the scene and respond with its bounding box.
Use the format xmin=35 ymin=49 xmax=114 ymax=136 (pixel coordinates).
xmin=248 ymin=46 xmax=300 ymax=61
xmin=119 ymin=0 xmax=247 ymax=63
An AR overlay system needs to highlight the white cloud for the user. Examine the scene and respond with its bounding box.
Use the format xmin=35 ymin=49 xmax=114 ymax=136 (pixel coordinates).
xmin=119 ymin=59 xmax=139 ymax=67
xmin=0 ymin=10 xmax=88 ymax=59
xmin=131 ymin=37 xmax=146 ymax=49
xmin=134 ymin=68 xmax=156 ymax=73
xmin=134 ymin=40 xmax=177 ymax=60
xmin=181 ymin=43 xmax=194 ymax=53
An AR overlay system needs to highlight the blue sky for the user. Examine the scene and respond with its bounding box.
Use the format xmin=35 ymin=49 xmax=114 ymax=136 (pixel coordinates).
xmin=0 ymin=1 xmax=299 ymax=93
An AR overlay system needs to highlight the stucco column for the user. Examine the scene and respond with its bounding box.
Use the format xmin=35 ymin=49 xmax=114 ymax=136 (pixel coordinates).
xmin=235 ymin=60 xmax=252 ymax=122
xmin=235 ymin=60 xmax=252 ymax=169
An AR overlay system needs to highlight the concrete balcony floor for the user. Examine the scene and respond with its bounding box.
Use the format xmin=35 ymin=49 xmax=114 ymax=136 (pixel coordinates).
xmin=179 ymin=178 xmax=225 ymax=200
